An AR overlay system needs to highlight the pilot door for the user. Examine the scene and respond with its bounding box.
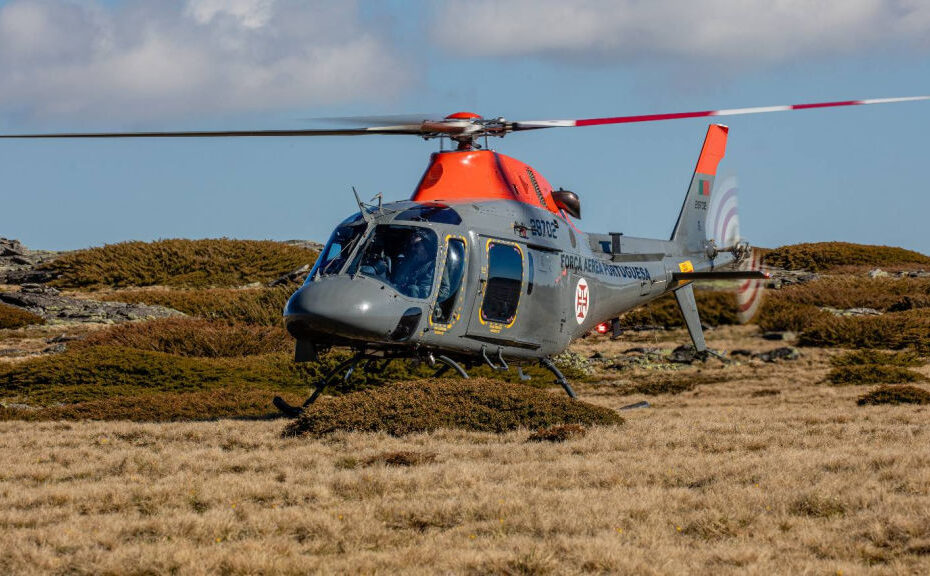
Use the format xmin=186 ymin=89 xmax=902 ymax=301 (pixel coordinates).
xmin=466 ymin=238 xmax=526 ymax=340
xmin=427 ymin=236 xmax=468 ymax=336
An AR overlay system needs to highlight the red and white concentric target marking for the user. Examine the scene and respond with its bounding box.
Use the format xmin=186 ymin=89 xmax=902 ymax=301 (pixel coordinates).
xmin=707 ymin=176 xmax=740 ymax=248
xmin=737 ymin=251 xmax=764 ymax=324
xmin=575 ymin=278 xmax=590 ymax=324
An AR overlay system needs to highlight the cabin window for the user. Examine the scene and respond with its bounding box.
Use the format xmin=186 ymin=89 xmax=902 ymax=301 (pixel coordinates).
xmin=352 ymin=225 xmax=438 ymax=299
xmin=481 ymin=242 xmax=523 ymax=324
xmin=433 ymin=239 xmax=466 ymax=323
xmin=312 ymin=213 xmax=367 ymax=279
xmin=395 ymin=204 xmax=462 ymax=225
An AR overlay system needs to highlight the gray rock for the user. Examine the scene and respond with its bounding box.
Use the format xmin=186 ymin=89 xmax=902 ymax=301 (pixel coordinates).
xmin=869 ymin=268 xmax=889 ymax=278
xmin=0 ymin=287 xmax=183 ymax=325
xmin=268 ymin=263 xmax=312 ymax=287
xmin=753 ymin=347 xmax=800 ymax=362
xmin=0 ymin=237 xmax=61 ymax=285
xmin=669 ymin=345 xmax=699 ymax=364
xmin=762 ymin=331 xmax=797 ymax=341
xmin=821 ymin=306 xmax=882 ymax=317
xmin=283 ymin=239 xmax=325 ymax=252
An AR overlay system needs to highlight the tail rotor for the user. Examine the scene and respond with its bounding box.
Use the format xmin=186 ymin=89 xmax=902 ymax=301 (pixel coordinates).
xmin=706 ymin=176 xmax=765 ymax=323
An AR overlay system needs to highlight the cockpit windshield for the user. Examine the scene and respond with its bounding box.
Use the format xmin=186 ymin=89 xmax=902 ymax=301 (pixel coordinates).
xmin=350 ymin=225 xmax=438 ymax=299
xmin=311 ymin=213 xmax=367 ymax=279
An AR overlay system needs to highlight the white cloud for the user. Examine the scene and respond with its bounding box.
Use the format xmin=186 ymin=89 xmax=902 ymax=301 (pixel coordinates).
xmin=432 ymin=0 xmax=930 ymax=64
xmin=0 ymin=0 xmax=411 ymax=124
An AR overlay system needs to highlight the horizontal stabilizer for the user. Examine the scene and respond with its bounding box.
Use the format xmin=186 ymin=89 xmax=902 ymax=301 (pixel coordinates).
xmin=673 ymin=271 xmax=770 ymax=281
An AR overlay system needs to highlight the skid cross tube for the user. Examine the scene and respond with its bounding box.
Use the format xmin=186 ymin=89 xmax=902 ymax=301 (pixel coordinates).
xmin=273 ymin=351 xmax=368 ymax=418
xmin=540 ymin=357 xmax=576 ymax=399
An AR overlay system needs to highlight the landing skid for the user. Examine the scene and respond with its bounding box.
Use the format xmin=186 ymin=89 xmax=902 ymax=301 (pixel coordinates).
xmin=273 ymin=351 xmax=369 ymax=418
xmin=274 ymin=350 xmax=577 ymax=418
xmin=274 ymin=351 xmax=472 ymax=418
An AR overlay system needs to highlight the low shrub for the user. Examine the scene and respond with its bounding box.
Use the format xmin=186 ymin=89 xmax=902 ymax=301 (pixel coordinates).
xmin=100 ymin=286 xmax=294 ymax=326
xmin=754 ymin=300 xmax=826 ymax=333
xmin=78 ymin=318 xmax=292 ymax=357
xmin=527 ymin=424 xmax=587 ymax=443
xmin=0 ymin=303 xmax=44 ymax=329
xmin=799 ymin=309 xmax=930 ymax=353
xmin=830 ymin=349 xmax=924 ymax=368
xmin=827 ymin=365 xmax=923 ymax=386
xmin=282 ymin=378 xmax=623 ymax=437
xmin=620 ymin=290 xmax=738 ymax=328
xmin=0 ymin=346 xmax=321 ymax=405
xmin=763 ymin=242 xmax=930 ymax=272
xmin=44 ymin=238 xmax=317 ymax=289
xmin=857 ymin=385 xmax=930 ymax=406
xmin=764 ymin=277 xmax=930 ymax=312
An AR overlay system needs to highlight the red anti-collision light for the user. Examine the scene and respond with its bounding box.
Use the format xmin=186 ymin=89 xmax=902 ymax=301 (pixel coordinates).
xmin=595 ymin=322 xmax=610 ymax=334
xmin=445 ymin=112 xmax=482 ymax=120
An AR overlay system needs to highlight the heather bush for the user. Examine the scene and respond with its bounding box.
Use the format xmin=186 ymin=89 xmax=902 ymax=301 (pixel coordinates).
xmin=101 ymin=286 xmax=293 ymax=326
xmin=79 ymin=318 xmax=291 ymax=357
xmin=0 ymin=303 xmax=44 ymax=329
xmin=45 ymin=238 xmax=316 ymax=289
xmin=799 ymin=309 xmax=930 ymax=353
xmin=763 ymin=242 xmax=930 ymax=272
xmin=830 ymin=349 xmax=923 ymax=368
xmin=857 ymin=385 xmax=930 ymax=406
xmin=827 ymin=365 xmax=922 ymax=386
xmin=283 ymin=378 xmax=623 ymax=437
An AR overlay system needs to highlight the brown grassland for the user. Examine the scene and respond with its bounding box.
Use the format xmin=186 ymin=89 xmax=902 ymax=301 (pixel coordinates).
xmin=2 ymin=328 xmax=930 ymax=574
xmin=3 ymin=241 xmax=930 ymax=573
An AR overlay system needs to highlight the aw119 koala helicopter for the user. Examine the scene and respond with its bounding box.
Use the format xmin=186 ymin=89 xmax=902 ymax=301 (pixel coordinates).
xmin=3 ymin=95 xmax=927 ymax=416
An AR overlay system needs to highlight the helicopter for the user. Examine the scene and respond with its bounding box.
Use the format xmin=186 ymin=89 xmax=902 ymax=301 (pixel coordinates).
xmin=2 ymin=95 xmax=927 ymax=417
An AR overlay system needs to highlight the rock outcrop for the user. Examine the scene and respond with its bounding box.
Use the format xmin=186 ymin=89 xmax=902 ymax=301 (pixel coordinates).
xmin=0 ymin=285 xmax=183 ymax=325
xmin=0 ymin=238 xmax=60 ymax=285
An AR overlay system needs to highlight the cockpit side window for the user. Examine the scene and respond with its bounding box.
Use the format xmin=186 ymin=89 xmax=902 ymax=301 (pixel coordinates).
xmin=433 ymin=238 xmax=466 ymax=323
xmin=481 ymin=242 xmax=523 ymax=324
xmin=311 ymin=217 xmax=367 ymax=280
xmin=353 ymin=225 xmax=439 ymax=299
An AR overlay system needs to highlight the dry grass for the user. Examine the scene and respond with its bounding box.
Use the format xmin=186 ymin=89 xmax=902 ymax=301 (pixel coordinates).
xmin=283 ymin=379 xmax=623 ymax=437
xmin=763 ymin=241 xmax=930 ymax=272
xmin=99 ymin=286 xmax=294 ymax=326
xmin=0 ymin=302 xmax=44 ymax=329
xmin=3 ymin=365 xmax=930 ymax=574
xmin=527 ymin=424 xmax=587 ymax=443
xmin=45 ymin=238 xmax=316 ymax=289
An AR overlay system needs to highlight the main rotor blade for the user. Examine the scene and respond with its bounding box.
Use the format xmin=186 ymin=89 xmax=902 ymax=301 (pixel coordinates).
xmin=512 ymin=95 xmax=930 ymax=130
xmin=0 ymin=126 xmax=426 ymax=139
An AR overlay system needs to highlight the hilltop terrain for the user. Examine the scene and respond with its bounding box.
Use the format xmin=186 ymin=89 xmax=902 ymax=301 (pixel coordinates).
xmin=1 ymin=237 xmax=929 ymax=573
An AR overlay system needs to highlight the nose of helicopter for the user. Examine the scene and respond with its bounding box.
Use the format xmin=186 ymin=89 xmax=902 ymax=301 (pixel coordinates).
xmin=284 ymin=275 xmax=423 ymax=343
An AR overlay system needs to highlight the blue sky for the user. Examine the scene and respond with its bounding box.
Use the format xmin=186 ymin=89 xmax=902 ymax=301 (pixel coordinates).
xmin=1 ymin=0 xmax=929 ymax=253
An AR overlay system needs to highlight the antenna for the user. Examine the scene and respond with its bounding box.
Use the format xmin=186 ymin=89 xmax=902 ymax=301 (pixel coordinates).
xmin=370 ymin=192 xmax=383 ymax=213
xmin=352 ymin=186 xmax=372 ymax=222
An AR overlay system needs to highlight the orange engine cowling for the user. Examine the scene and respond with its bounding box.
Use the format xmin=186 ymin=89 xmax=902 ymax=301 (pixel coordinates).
xmin=411 ymin=150 xmax=564 ymax=216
